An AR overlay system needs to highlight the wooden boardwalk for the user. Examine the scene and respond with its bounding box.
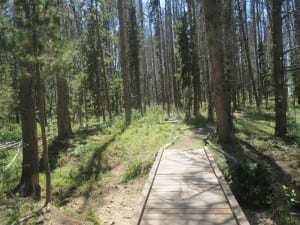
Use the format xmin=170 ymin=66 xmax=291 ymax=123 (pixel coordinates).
xmin=133 ymin=148 xmax=250 ymax=225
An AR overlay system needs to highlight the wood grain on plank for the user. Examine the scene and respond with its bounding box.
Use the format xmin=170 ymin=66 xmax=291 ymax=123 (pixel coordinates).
xmin=135 ymin=149 xmax=249 ymax=225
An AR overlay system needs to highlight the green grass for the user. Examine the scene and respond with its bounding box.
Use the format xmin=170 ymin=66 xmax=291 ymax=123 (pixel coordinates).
xmin=211 ymin=105 xmax=300 ymax=225
xmin=0 ymin=106 xmax=187 ymax=224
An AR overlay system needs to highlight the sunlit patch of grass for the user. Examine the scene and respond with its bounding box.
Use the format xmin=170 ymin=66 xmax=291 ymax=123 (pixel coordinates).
xmin=1 ymin=106 xmax=188 ymax=223
xmin=103 ymin=111 xmax=185 ymax=182
xmin=39 ymin=106 xmax=187 ymax=206
xmin=235 ymin=118 xmax=274 ymax=137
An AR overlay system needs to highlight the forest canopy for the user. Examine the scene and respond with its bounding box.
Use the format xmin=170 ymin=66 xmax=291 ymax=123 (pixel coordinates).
xmin=0 ymin=0 xmax=300 ymax=224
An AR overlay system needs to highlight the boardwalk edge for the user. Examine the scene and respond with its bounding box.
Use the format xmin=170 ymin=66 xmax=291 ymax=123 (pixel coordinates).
xmin=132 ymin=137 xmax=177 ymax=225
xmin=204 ymin=146 xmax=250 ymax=225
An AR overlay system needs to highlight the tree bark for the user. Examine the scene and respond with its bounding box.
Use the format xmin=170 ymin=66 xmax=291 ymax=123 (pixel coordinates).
xmin=13 ymin=1 xmax=40 ymax=199
xmin=295 ymin=0 xmax=300 ymax=104
xmin=56 ymin=74 xmax=72 ymax=139
xmin=55 ymin=0 xmax=72 ymax=140
xmin=128 ymin=0 xmax=142 ymax=113
xmin=271 ymin=0 xmax=287 ymax=136
xmin=36 ymin=64 xmax=51 ymax=205
xmin=187 ymin=0 xmax=201 ymax=117
xmin=203 ymin=0 xmax=233 ymax=144
xmin=236 ymin=0 xmax=261 ymax=111
xmin=118 ymin=0 xmax=131 ymax=125
xmin=16 ymin=72 xmax=40 ymax=199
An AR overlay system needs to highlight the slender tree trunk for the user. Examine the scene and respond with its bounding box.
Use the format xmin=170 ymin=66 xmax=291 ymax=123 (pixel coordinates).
xmin=138 ymin=0 xmax=149 ymax=112
xmin=128 ymin=0 xmax=142 ymax=113
xmin=56 ymin=75 xmax=72 ymax=139
xmin=187 ymin=0 xmax=201 ymax=117
xmin=150 ymin=23 xmax=158 ymax=104
xmin=55 ymin=0 xmax=72 ymax=140
xmin=295 ymin=0 xmax=300 ymax=104
xmin=36 ymin=64 xmax=51 ymax=205
xmin=236 ymin=0 xmax=261 ymax=111
xmin=118 ymin=0 xmax=131 ymax=125
xmin=271 ymin=0 xmax=287 ymax=136
xmin=206 ymin=57 xmax=214 ymax=121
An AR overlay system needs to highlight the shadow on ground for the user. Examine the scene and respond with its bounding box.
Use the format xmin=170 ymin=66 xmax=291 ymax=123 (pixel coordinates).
xmin=39 ymin=125 xmax=102 ymax=172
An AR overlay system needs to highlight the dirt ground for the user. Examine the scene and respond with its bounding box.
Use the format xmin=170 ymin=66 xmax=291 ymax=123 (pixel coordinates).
xmin=34 ymin=128 xmax=276 ymax=225
xmin=95 ymin=129 xmax=204 ymax=225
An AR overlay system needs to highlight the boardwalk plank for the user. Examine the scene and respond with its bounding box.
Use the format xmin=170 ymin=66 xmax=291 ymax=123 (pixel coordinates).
xmin=140 ymin=220 xmax=237 ymax=225
xmin=135 ymin=149 xmax=249 ymax=225
xmin=147 ymin=192 xmax=228 ymax=205
xmin=145 ymin=202 xmax=230 ymax=209
xmin=157 ymin=166 xmax=213 ymax=175
xmin=141 ymin=215 xmax=238 ymax=225
xmin=151 ymin=184 xmax=220 ymax=192
xmin=144 ymin=208 xmax=232 ymax=214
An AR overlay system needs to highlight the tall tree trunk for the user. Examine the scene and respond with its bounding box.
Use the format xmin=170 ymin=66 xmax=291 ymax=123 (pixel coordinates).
xmin=223 ymin=1 xmax=237 ymax=113
xmin=187 ymin=0 xmax=201 ymax=117
xmin=138 ymin=0 xmax=149 ymax=112
xmin=56 ymin=0 xmax=72 ymax=140
xmin=118 ymin=0 xmax=131 ymax=125
xmin=150 ymin=23 xmax=158 ymax=104
xmin=16 ymin=73 xmax=40 ymax=199
xmin=128 ymin=0 xmax=142 ymax=113
xmin=295 ymin=0 xmax=300 ymax=104
xmin=206 ymin=57 xmax=214 ymax=121
xmin=14 ymin=1 xmax=40 ymax=199
xmin=271 ymin=0 xmax=287 ymax=136
xmin=166 ymin=0 xmax=179 ymax=110
xmin=203 ymin=0 xmax=233 ymax=144
xmin=36 ymin=64 xmax=51 ymax=205
xmin=56 ymin=75 xmax=72 ymax=139
xmin=236 ymin=0 xmax=261 ymax=111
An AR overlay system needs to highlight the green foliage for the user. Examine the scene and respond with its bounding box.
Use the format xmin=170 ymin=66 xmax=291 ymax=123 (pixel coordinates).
xmin=175 ymin=13 xmax=191 ymax=89
xmin=122 ymin=155 xmax=152 ymax=182
xmin=3 ymin=197 xmax=22 ymax=225
xmin=228 ymin=160 xmax=273 ymax=208
xmin=269 ymin=184 xmax=299 ymax=225
xmin=0 ymin=85 xmax=16 ymax=125
xmin=0 ymin=100 xmax=184 ymax=222
xmin=215 ymin=105 xmax=300 ymax=223
xmin=0 ymin=147 xmax=22 ymax=195
xmin=1 ymin=197 xmax=36 ymax=225
xmin=0 ymin=124 xmax=21 ymax=143
xmin=85 ymin=207 xmax=101 ymax=225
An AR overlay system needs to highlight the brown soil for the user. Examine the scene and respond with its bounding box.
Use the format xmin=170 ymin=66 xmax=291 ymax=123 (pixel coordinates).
xmin=31 ymin=206 xmax=86 ymax=225
xmin=170 ymin=128 xmax=202 ymax=150
xmin=29 ymin=128 xmax=277 ymax=225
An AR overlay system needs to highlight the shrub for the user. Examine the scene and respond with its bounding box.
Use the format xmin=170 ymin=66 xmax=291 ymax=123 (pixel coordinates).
xmin=229 ymin=160 xmax=273 ymax=208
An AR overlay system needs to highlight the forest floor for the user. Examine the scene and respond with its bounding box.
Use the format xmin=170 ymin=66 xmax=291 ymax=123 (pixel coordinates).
xmin=1 ymin=106 xmax=300 ymax=225
xmin=60 ymin=128 xmax=278 ymax=225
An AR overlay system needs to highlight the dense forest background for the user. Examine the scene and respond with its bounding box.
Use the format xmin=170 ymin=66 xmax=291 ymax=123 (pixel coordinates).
xmin=0 ymin=0 xmax=300 ymax=224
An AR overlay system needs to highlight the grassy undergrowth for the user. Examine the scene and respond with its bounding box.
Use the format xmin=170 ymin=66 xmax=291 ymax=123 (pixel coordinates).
xmin=211 ymin=105 xmax=300 ymax=225
xmin=0 ymin=106 xmax=187 ymax=224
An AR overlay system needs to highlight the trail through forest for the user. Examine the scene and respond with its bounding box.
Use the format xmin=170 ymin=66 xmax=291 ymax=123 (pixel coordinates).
xmin=91 ymin=128 xmax=274 ymax=225
xmin=97 ymin=129 xmax=204 ymax=225
xmin=60 ymin=129 xmax=204 ymax=225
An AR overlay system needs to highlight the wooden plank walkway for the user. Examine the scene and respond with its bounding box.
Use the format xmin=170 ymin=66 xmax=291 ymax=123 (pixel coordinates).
xmin=133 ymin=148 xmax=250 ymax=225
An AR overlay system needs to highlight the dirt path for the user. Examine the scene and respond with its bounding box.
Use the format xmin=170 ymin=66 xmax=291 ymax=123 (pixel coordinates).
xmin=95 ymin=129 xmax=202 ymax=225
xmin=169 ymin=128 xmax=202 ymax=150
